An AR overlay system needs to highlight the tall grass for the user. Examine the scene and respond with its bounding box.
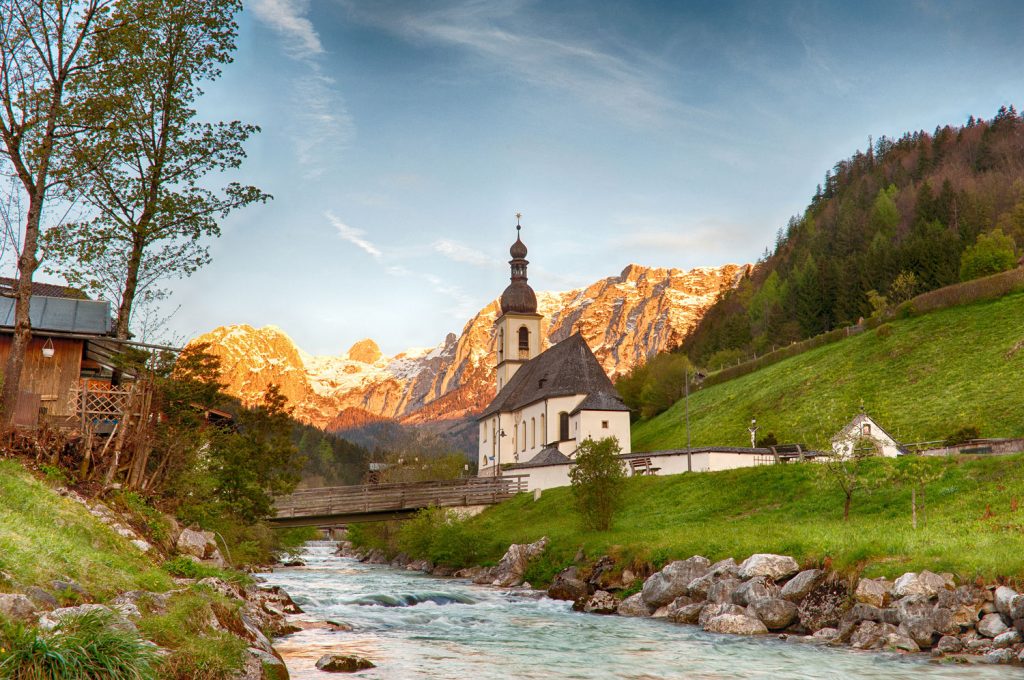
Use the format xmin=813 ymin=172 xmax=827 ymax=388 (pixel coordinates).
xmin=0 ymin=610 xmax=157 ymax=680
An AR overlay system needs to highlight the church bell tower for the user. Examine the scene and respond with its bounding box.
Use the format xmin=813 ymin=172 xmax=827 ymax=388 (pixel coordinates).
xmin=495 ymin=215 xmax=542 ymax=391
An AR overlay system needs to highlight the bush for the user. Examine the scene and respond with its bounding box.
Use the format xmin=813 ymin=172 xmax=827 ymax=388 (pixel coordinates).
xmin=569 ymin=437 xmax=626 ymax=531
xmin=395 ymin=507 xmax=487 ymax=568
xmin=875 ymin=323 xmax=893 ymax=339
xmin=960 ymin=229 xmax=1018 ymax=282
xmin=756 ymin=432 xmax=778 ymax=447
xmin=944 ymin=426 xmax=982 ymax=447
xmin=0 ymin=610 xmax=158 ymax=680
xmin=161 ymin=557 xmax=248 ymax=585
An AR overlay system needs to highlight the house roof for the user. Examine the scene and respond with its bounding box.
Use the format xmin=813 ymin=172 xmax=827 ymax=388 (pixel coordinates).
xmin=0 ymin=278 xmax=88 ymax=300
xmin=570 ymin=391 xmax=629 ymax=415
xmin=511 ymin=446 xmax=572 ymax=468
xmin=0 ymin=294 xmax=111 ymax=335
xmin=479 ymin=333 xmax=619 ymax=418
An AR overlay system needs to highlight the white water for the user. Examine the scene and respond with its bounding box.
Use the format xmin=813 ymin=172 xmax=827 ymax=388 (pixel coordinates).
xmin=261 ymin=542 xmax=1020 ymax=679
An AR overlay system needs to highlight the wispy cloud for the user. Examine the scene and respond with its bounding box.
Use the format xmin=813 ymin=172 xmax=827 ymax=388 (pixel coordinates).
xmin=611 ymin=215 xmax=754 ymax=254
xmin=338 ymin=1 xmax=700 ymax=127
xmin=326 ymin=211 xmax=382 ymax=259
xmin=424 ymin=274 xmax=477 ymax=319
xmin=431 ymin=238 xmax=499 ymax=267
xmin=251 ymin=1 xmax=353 ymax=176
xmin=250 ymin=0 xmax=323 ymax=57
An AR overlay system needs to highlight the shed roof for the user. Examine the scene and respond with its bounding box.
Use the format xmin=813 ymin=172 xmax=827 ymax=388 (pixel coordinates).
xmin=0 ymin=278 xmax=88 ymax=300
xmin=479 ymin=333 xmax=619 ymax=418
xmin=570 ymin=391 xmax=629 ymax=415
xmin=511 ymin=446 xmax=572 ymax=468
xmin=0 ymin=295 xmax=111 ymax=335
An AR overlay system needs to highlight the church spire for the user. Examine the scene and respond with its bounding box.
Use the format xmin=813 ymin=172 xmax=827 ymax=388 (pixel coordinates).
xmin=500 ymin=214 xmax=536 ymax=313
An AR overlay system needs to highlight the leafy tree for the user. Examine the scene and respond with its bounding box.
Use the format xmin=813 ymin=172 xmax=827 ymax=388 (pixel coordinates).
xmin=569 ymin=436 xmax=626 ymax=531
xmin=959 ymin=229 xmax=1017 ymax=281
xmin=0 ymin=0 xmax=111 ymax=423
xmin=817 ymin=431 xmax=883 ymax=522
xmin=886 ymin=454 xmax=944 ymax=530
xmin=43 ymin=0 xmax=268 ymax=340
xmin=887 ymin=270 xmax=920 ymax=305
xmin=206 ymin=385 xmax=301 ymax=522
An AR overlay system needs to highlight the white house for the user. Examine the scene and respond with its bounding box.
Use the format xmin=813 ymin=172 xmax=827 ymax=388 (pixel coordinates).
xmin=477 ymin=224 xmax=632 ymax=478
xmin=831 ymin=412 xmax=906 ymax=458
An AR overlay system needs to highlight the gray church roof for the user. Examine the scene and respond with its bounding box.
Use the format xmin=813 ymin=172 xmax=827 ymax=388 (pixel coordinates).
xmin=0 ymin=295 xmax=111 ymax=335
xmin=511 ymin=446 xmax=572 ymax=468
xmin=570 ymin=391 xmax=629 ymax=415
xmin=480 ymin=333 xmax=620 ymax=418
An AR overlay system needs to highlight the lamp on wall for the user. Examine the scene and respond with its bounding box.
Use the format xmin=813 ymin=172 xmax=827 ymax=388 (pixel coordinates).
xmin=41 ymin=338 xmax=55 ymax=359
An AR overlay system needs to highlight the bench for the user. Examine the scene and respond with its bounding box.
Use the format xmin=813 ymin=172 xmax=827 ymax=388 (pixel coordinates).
xmin=769 ymin=444 xmax=806 ymax=462
xmin=628 ymin=457 xmax=661 ymax=475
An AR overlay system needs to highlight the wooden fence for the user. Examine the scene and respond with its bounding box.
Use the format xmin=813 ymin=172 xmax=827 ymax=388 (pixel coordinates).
xmin=272 ymin=475 xmax=529 ymax=524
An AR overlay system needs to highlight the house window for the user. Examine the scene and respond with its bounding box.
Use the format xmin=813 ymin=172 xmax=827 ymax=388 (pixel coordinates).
xmin=531 ymin=418 xmax=535 ymax=448
xmin=862 ymin=423 xmax=872 ymax=436
xmin=602 ymin=420 xmax=609 ymax=429
xmin=559 ymin=412 xmax=569 ymax=441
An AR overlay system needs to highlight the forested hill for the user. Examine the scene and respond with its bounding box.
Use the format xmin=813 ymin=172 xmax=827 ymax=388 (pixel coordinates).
xmin=685 ymin=106 xmax=1024 ymax=366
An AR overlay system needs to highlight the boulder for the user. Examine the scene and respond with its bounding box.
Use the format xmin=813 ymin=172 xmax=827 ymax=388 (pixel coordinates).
xmin=898 ymin=618 xmax=938 ymax=649
xmin=315 ymin=654 xmax=375 ymax=672
xmin=640 ymin=556 xmax=710 ymax=607
xmin=492 ymin=537 xmax=549 ymax=587
xmin=812 ymin=627 xmax=838 ymax=640
xmin=686 ymin=574 xmax=715 ymax=600
xmin=663 ymin=595 xmax=696 ymax=620
xmin=738 ymin=554 xmax=799 ymax=581
xmin=850 ymin=621 xmax=898 ymax=650
xmin=703 ymin=613 xmax=769 ymax=635
xmin=548 ymin=568 xmax=589 ymax=602
xmin=934 ymin=635 xmax=963 ymax=654
xmin=130 ymin=539 xmax=153 ymax=553
xmin=885 ymin=632 xmax=920 ymax=653
xmin=854 ymin=578 xmax=891 ymax=608
xmin=705 ymin=578 xmax=741 ymax=604
xmin=1010 ymin=594 xmax=1024 ymax=621
xmin=797 ymin=577 xmax=851 ymax=632
xmin=780 ymin=569 xmax=823 ymax=602
xmin=50 ymin=580 xmax=87 ymax=600
xmin=176 ymin=527 xmax=217 ymax=560
xmin=708 ymin=558 xmax=740 ymax=578
xmin=983 ymin=648 xmax=1015 ymax=664
xmin=669 ymin=602 xmax=705 ymax=625
xmin=586 ymin=556 xmax=617 ymax=590
xmin=698 ymin=603 xmax=745 ymax=628
xmin=246 ymin=647 xmax=289 ymax=680
xmin=0 ymin=593 xmax=37 ymax=621
xmin=894 ymin=595 xmax=932 ymax=623
xmin=23 ymin=587 xmax=58 ymax=610
xmin=993 ymin=629 xmax=1021 ymax=648
xmin=732 ymin=577 xmax=779 ymax=606
xmin=843 ymin=603 xmax=898 ymax=625
xmin=892 ymin=571 xmax=952 ymax=599
xmin=617 ymin=593 xmax=655 ymax=617
xmin=748 ymin=597 xmax=798 ymax=630
xmin=977 ymin=612 xmax=1008 ymax=638
xmin=580 ymin=590 xmax=618 ymax=615
xmin=994 ymin=586 xmax=1018 ymax=617
xmin=39 ymin=604 xmax=136 ymax=632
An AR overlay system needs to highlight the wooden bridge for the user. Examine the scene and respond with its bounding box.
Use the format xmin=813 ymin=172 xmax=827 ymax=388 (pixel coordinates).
xmin=270 ymin=475 xmax=529 ymax=527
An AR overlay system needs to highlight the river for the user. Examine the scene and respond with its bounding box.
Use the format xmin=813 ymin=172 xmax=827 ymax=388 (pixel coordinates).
xmin=261 ymin=542 xmax=1020 ymax=679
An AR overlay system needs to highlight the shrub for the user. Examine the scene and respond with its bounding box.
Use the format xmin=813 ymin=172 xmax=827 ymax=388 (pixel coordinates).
xmin=756 ymin=432 xmax=779 ymax=447
xmin=960 ymin=229 xmax=1017 ymax=282
xmin=945 ymin=426 xmax=982 ymax=447
xmin=875 ymin=323 xmax=893 ymax=339
xmin=570 ymin=437 xmax=626 ymax=531
xmin=395 ymin=507 xmax=487 ymax=568
xmin=161 ymin=557 xmax=248 ymax=585
xmin=0 ymin=610 xmax=158 ymax=680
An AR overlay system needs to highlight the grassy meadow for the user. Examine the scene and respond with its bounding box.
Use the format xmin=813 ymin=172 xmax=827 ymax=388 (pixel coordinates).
xmin=632 ymin=291 xmax=1024 ymax=452
xmin=0 ymin=460 xmax=171 ymax=598
xmin=468 ymin=454 xmax=1024 ymax=583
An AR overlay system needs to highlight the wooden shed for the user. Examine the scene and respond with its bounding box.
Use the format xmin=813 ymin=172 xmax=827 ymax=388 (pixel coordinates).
xmin=0 ymin=290 xmax=114 ymax=426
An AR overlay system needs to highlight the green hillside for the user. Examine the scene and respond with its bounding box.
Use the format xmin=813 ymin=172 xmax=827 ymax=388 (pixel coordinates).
xmin=468 ymin=454 xmax=1024 ymax=581
xmin=631 ymin=290 xmax=1024 ymax=452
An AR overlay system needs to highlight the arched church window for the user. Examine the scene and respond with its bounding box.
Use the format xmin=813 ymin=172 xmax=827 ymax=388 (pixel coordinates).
xmin=540 ymin=414 xmax=546 ymax=444
xmin=531 ymin=418 xmax=535 ymax=448
xmin=559 ymin=412 xmax=569 ymax=441
xmin=518 ymin=326 xmax=529 ymax=352
xmin=521 ymin=422 xmax=527 ymax=451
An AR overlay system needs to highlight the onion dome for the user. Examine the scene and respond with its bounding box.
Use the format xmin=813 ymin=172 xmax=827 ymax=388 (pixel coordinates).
xmin=500 ymin=222 xmax=537 ymax=314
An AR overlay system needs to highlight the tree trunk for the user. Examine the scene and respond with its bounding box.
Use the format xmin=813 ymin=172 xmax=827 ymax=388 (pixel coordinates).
xmin=115 ymin=234 xmax=146 ymax=341
xmin=843 ymin=493 xmax=852 ymax=521
xmin=0 ymin=193 xmax=43 ymax=425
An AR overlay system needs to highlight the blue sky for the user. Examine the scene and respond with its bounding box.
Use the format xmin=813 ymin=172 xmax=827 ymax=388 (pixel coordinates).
xmin=154 ymin=0 xmax=1023 ymax=355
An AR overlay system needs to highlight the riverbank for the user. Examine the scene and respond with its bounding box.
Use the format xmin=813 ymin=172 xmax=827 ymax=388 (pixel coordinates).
xmin=341 ymin=537 xmax=1024 ymax=668
xmin=263 ymin=542 xmax=1023 ymax=678
xmin=0 ymin=458 xmax=296 ymax=679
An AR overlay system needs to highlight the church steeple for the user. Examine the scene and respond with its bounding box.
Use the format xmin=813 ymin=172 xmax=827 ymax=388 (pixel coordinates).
xmin=495 ymin=214 xmax=542 ymax=391
xmin=500 ymin=216 xmax=537 ymax=314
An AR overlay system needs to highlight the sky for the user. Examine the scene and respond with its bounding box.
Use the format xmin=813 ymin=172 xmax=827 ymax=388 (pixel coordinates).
xmin=72 ymin=1 xmax=1024 ymax=355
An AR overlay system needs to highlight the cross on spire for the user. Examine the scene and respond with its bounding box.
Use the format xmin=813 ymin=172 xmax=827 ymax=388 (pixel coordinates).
xmin=515 ymin=212 xmax=522 ymax=231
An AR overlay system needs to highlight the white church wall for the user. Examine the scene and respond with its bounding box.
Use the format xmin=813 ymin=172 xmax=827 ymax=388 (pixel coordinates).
xmin=514 ymin=464 xmax=572 ymax=492
xmin=575 ymin=410 xmax=632 ymax=454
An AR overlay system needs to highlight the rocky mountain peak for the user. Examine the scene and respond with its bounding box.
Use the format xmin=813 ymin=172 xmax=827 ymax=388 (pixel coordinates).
xmin=191 ymin=262 xmax=747 ymax=433
xmin=346 ymin=338 xmax=382 ymax=364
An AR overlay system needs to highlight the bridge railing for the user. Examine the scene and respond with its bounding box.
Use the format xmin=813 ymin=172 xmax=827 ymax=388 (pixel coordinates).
xmin=273 ymin=475 xmax=529 ymax=519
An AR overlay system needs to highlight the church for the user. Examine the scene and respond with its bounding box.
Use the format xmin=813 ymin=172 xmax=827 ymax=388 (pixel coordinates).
xmin=477 ymin=222 xmax=631 ymax=478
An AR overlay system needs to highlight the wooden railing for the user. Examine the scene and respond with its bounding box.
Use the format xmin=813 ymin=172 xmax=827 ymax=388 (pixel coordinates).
xmin=272 ymin=475 xmax=529 ymax=521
